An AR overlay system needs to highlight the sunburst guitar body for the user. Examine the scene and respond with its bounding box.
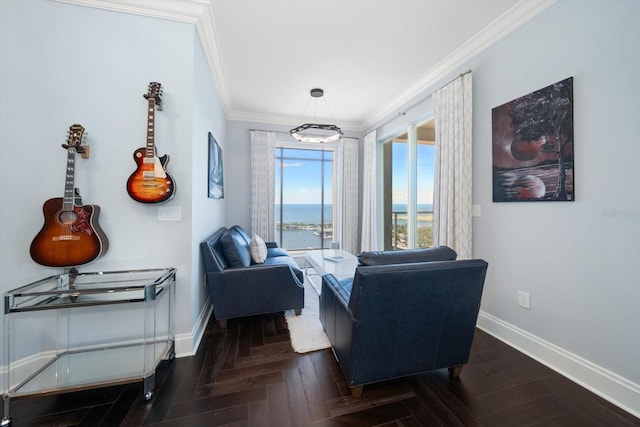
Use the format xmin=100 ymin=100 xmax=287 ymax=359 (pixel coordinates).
xmin=126 ymin=82 xmax=175 ymax=204
xmin=30 ymin=124 xmax=109 ymax=267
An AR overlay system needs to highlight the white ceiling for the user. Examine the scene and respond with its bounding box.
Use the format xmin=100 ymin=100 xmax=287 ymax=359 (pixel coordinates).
xmin=55 ymin=0 xmax=556 ymax=131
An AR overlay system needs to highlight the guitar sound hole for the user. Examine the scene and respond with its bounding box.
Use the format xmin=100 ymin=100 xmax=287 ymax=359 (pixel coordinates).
xmin=59 ymin=211 xmax=77 ymax=225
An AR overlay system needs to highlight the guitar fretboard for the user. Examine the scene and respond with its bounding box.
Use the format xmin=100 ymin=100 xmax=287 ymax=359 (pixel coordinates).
xmin=145 ymin=98 xmax=156 ymax=159
xmin=62 ymin=148 xmax=76 ymax=211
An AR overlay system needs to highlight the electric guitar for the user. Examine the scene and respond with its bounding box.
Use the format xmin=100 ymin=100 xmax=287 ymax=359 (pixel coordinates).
xmin=126 ymin=82 xmax=175 ymax=204
xmin=30 ymin=124 xmax=109 ymax=267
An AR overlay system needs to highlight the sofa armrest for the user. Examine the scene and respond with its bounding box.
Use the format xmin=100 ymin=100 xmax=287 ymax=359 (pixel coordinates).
xmin=205 ymin=263 xmax=304 ymax=319
xmin=321 ymin=274 xmax=352 ymax=313
xmin=319 ymin=274 xmax=355 ymax=377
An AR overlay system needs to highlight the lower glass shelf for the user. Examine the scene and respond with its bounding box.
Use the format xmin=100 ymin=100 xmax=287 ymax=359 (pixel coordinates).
xmin=10 ymin=340 xmax=173 ymax=397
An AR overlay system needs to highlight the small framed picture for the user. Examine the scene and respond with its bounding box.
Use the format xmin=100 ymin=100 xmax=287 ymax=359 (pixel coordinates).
xmin=208 ymin=132 xmax=224 ymax=199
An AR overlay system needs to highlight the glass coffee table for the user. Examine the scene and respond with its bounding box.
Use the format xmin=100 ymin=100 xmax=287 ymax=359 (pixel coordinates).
xmin=304 ymin=249 xmax=358 ymax=294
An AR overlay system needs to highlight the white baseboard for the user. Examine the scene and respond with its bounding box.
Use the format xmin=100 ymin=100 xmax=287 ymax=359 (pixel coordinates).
xmin=174 ymin=297 xmax=214 ymax=358
xmin=477 ymin=310 xmax=640 ymax=419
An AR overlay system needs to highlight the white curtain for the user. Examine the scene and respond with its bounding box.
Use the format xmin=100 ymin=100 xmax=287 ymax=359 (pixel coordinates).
xmin=250 ymin=130 xmax=276 ymax=241
xmin=360 ymin=130 xmax=378 ymax=251
xmin=337 ymin=138 xmax=359 ymax=254
xmin=432 ymin=73 xmax=473 ymax=259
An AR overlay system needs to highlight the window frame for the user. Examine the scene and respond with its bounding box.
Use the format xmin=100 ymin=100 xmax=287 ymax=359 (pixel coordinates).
xmin=274 ymin=139 xmax=339 ymax=250
xmin=380 ymin=114 xmax=435 ymax=250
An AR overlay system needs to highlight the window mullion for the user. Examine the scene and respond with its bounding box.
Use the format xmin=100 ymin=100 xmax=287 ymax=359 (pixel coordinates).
xmin=408 ymin=126 xmax=417 ymax=248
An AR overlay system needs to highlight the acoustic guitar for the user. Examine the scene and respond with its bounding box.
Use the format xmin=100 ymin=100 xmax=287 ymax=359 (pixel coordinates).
xmin=126 ymin=82 xmax=175 ymax=204
xmin=30 ymin=124 xmax=109 ymax=267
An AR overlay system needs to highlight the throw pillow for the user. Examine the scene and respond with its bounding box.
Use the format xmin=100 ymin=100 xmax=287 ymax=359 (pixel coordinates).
xmin=250 ymin=234 xmax=268 ymax=264
xmin=219 ymin=229 xmax=252 ymax=268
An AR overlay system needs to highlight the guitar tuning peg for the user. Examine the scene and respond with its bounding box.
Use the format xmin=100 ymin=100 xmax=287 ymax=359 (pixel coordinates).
xmin=61 ymin=143 xmax=70 ymax=149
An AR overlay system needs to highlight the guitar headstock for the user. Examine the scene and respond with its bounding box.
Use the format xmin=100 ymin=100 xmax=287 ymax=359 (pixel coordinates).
xmin=144 ymin=82 xmax=163 ymax=108
xmin=62 ymin=124 xmax=86 ymax=153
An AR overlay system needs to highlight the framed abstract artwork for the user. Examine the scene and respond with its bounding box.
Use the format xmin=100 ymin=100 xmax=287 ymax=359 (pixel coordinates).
xmin=208 ymin=132 xmax=224 ymax=199
xmin=492 ymin=77 xmax=574 ymax=202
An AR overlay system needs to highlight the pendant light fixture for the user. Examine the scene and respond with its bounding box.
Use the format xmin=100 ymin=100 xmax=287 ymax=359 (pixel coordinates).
xmin=290 ymin=88 xmax=343 ymax=143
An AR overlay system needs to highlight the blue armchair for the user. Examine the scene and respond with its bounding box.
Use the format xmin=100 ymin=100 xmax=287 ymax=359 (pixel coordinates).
xmin=200 ymin=226 xmax=304 ymax=328
xmin=319 ymin=247 xmax=488 ymax=396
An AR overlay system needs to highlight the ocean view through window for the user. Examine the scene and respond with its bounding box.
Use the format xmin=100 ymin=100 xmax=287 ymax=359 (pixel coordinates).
xmin=275 ymin=147 xmax=334 ymax=250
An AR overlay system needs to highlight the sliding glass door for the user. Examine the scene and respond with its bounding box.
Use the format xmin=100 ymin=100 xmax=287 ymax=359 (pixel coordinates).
xmin=382 ymin=118 xmax=435 ymax=250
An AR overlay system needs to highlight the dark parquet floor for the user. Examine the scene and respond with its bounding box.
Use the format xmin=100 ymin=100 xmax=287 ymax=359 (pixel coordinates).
xmin=4 ymin=312 xmax=639 ymax=426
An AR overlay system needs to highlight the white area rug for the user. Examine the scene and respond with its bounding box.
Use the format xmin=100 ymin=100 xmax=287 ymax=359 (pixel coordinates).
xmin=285 ymin=280 xmax=331 ymax=353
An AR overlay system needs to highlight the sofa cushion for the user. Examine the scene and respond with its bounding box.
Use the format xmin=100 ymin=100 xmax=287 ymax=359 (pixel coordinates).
xmin=357 ymin=246 xmax=457 ymax=266
xmin=219 ymin=229 xmax=252 ymax=268
xmin=230 ymin=225 xmax=252 ymax=246
xmin=263 ymin=256 xmax=304 ymax=283
xmin=267 ymin=247 xmax=289 ymax=258
xmin=250 ymin=234 xmax=268 ymax=264
xmin=336 ymin=277 xmax=354 ymax=302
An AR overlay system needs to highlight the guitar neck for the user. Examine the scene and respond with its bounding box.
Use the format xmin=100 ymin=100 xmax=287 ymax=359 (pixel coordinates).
xmin=62 ymin=148 xmax=76 ymax=211
xmin=145 ymin=98 xmax=156 ymax=159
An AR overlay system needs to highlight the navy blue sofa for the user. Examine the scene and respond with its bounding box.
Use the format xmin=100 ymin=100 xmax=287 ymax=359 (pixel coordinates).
xmin=200 ymin=225 xmax=304 ymax=328
xmin=319 ymin=247 xmax=488 ymax=396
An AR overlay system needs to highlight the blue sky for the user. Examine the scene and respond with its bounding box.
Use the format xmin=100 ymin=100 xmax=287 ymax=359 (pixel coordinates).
xmin=275 ymin=148 xmax=333 ymax=204
xmin=275 ymin=144 xmax=435 ymax=205
xmin=392 ymin=142 xmax=435 ymax=205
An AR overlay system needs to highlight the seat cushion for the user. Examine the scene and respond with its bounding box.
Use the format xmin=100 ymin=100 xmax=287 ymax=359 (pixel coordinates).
xmin=267 ymin=247 xmax=289 ymax=258
xmin=263 ymin=256 xmax=304 ymax=283
xmin=219 ymin=229 xmax=252 ymax=268
xmin=336 ymin=277 xmax=354 ymax=302
xmin=357 ymin=246 xmax=457 ymax=266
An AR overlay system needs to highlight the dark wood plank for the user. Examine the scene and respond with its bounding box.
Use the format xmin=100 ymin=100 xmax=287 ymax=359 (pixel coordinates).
xmin=267 ymin=382 xmax=292 ymax=427
xmin=165 ymin=387 xmax=267 ymax=421
xmin=313 ymin=401 xmax=412 ymax=427
xmin=296 ymin=355 xmax=331 ymax=421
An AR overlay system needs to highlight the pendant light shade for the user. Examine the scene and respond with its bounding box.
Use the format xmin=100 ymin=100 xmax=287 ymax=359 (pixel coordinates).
xmin=290 ymin=88 xmax=343 ymax=143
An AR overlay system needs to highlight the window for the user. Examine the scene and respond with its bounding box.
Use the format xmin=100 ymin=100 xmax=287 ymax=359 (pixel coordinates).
xmin=382 ymin=118 xmax=435 ymax=250
xmin=274 ymin=146 xmax=335 ymax=250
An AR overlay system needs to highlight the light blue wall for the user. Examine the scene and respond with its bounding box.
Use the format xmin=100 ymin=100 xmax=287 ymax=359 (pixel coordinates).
xmin=190 ymin=33 xmax=227 ymax=333
xmin=0 ymin=0 xmax=227 ymax=359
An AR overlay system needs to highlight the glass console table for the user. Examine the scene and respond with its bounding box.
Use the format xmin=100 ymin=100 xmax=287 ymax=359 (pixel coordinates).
xmin=2 ymin=268 xmax=176 ymax=426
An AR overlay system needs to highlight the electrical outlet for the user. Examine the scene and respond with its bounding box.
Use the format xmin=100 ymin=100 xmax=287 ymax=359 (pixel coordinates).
xmin=518 ymin=291 xmax=531 ymax=309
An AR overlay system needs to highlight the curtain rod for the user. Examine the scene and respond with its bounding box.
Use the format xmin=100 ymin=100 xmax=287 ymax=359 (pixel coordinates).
xmin=376 ymin=69 xmax=472 ymax=130
xmin=249 ymin=128 xmax=359 ymax=141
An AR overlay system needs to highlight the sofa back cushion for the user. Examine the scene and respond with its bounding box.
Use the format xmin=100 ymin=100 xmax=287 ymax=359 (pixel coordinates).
xmin=230 ymin=225 xmax=252 ymax=246
xmin=219 ymin=228 xmax=252 ymax=268
xmin=357 ymin=246 xmax=457 ymax=266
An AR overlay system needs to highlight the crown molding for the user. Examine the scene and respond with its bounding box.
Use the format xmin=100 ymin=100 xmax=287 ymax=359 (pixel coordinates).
xmin=361 ymin=0 xmax=558 ymax=132
xmin=195 ymin=3 xmax=232 ymax=118
xmin=52 ymin=0 xmax=208 ymax=23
